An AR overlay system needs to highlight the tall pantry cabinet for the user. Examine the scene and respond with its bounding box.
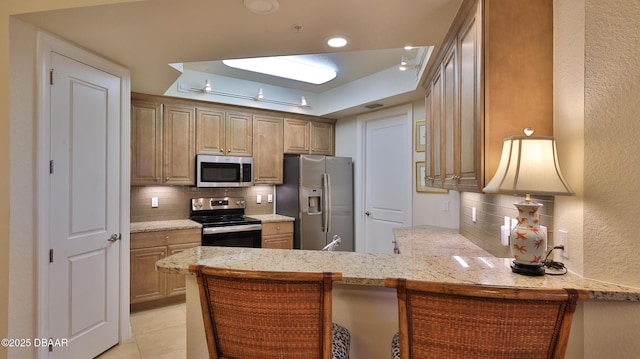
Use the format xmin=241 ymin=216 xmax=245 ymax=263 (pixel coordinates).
xmin=423 ymin=0 xmax=553 ymax=192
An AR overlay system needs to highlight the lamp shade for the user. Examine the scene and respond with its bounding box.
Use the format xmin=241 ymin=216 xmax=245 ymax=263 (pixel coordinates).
xmin=483 ymin=136 xmax=574 ymax=196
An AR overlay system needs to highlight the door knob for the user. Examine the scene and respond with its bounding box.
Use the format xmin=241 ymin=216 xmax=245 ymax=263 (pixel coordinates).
xmin=365 ymin=211 xmax=371 ymax=216
xmin=107 ymin=233 xmax=121 ymax=242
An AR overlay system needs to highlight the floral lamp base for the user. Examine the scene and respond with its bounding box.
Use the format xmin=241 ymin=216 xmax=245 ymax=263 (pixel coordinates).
xmin=510 ymin=200 xmax=546 ymax=276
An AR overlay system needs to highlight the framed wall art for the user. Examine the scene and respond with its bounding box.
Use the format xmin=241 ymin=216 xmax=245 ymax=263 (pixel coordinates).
xmin=414 ymin=120 xmax=425 ymax=152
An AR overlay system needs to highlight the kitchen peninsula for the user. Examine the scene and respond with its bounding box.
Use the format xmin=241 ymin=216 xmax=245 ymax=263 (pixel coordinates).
xmin=156 ymin=225 xmax=640 ymax=359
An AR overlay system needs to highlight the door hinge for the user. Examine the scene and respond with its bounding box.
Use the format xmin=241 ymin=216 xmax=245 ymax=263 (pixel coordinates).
xmin=49 ymin=249 xmax=53 ymax=263
xmin=49 ymin=160 xmax=54 ymax=174
xmin=49 ymin=69 xmax=54 ymax=85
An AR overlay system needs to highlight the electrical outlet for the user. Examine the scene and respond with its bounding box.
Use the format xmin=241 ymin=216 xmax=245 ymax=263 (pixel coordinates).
xmin=557 ymin=230 xmax=569 ymax=258
xmin=151 ymin=197 xmax=158 ymax=208
xmin=256 ymin=194 xmax=262 ymax=204
xmin=442 ymin=200 xmax=449 ymax=212
xmin=267 ymin=194 xmax=273 ymax=203
xmin=471 ymin=207 xmax=477 ymax=222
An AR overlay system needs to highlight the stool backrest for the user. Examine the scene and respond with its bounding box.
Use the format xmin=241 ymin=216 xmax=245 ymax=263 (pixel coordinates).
xmin=385 ymin=278 xmax=579 ymax=359
xmin=190 ymin=265 xmax=341 ymax=359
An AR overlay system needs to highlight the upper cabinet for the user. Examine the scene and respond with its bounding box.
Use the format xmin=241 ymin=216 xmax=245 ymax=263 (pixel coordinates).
xmin=131 ymin=99 xmax=195 ymax=186
xmin=253 ymin=115 xmax=283 ymax=184
xmin=131 ymin=93 xmax=336 ymax=186
xmin=196 ymin=108 xmax=252 ymax=156
xmin=284 ymin=118 xmax=335 ymax=156
xmin=423 ymin=0 xmax=553 ymax=192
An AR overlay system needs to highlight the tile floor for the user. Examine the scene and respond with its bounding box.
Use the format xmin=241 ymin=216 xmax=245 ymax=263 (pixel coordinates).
xmin=97 ymin=304 xmax=187 ymax=359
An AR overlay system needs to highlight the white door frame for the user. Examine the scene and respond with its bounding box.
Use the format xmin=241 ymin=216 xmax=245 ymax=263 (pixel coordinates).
xmin=355 ymin=104 xmax=413 ymax=253
xmin=36 ymin=31 xmax=131 ymax=358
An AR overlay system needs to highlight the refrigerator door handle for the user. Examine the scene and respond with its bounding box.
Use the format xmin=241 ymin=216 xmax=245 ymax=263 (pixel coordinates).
xmin=323 ymin=173 xmax=331 ymax=233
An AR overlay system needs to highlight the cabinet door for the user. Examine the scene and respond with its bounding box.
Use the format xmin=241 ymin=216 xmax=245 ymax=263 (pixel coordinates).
xmin=424 ymin=91 xmax=434 ymax=186
xmin=253 ymin=115 xmax=283 ymax=184
xmin=457 ymin=10 xmax=481 ymax=191
xmin=430 ymin=72 xmax=444 ymax=187
xmin=131 ymin=101 xmax=162 ymax=185
xmin=163 ymin=105 xmax=195 ymax=185
xmin=309 ymin=122 xmax=334 ymax=155
xmin=166 ymin=243 xmax=199 ymax=297
xmin=442 ymin=46 xmax=459 ymax=189
xmin=196 ymin=107 xmax=225 ymax=155
xmin=262 ymin=234 xmax=293 ymax=249
xmin=283 ymin=118 xmax=310 ymax=154
xmin=130 ymin=246 xmax=167 ymax=304
xmin=226 ymin=111 xmax=253 ymax=156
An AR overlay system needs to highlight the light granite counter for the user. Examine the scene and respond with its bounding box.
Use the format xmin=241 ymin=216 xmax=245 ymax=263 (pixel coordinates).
xmin=130 ymin=219 xmax=201 ymax=233
xmin=156 ymin=243 xmax=640 ymax=302
xmin=246 ymin=214 xmax=294 ymax=223
xmin=392 ymin=225 xmax=493 ymax=257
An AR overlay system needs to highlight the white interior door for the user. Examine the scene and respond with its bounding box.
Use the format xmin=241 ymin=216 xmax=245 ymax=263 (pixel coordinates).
xmin=48 ymin=52 xmax=121 ymax=358
xmin=363 ymin=108 xmax=412 ymax=253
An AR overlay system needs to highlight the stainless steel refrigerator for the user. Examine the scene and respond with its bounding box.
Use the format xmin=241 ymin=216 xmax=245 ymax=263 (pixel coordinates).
xmin=276 ymin=155 xmax=354 ymax=251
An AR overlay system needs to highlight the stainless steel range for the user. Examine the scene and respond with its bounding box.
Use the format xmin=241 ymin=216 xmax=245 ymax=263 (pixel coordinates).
xmin=189 ymin=197 xmax=262 ymax=247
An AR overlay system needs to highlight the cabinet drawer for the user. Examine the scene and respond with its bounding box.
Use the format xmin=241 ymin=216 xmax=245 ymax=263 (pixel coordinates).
xmin=131 ymin=228 xmax=200 ymax=249
xmin=261 ymin=221 xmax=293 ymax=236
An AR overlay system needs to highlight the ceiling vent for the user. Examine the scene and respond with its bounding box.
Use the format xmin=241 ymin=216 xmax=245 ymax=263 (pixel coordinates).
xmin=364 ymin=103 xmax=384 ymax=109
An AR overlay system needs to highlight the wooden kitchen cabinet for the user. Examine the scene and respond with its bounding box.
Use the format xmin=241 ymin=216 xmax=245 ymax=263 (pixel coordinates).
xmin=422 ymin=0 xmax=552 ymax=192
xmin=261 ymin=221 xmax=293 ymax=249
xmin=196 ymin=107 xmax=253 ymax=156
xmin=163 ymin=105 xmax=196 ymax=185
xmin=131 ymin=97 xmax=196 ymax=186
xmin=284 ymin=118 xmax=335 ymax=155
xmin=130 ymin=228 xmax=200 ymax=311
xmin=253 ymin=115 xmax=283 ymax=184
xmin=131 ymin=100 xmax=163 ymax=185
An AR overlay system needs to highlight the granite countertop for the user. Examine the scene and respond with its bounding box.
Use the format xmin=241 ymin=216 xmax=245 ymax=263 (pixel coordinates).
xmin=392 ymin=225 xmax=493 ymax=257
xmin=246 ymin=214 xmax=295 ymax=223
xmin=155 ymin=225 xmax=640 ymax=302
xmin=130 ymin=219 xmax=202 ymax=233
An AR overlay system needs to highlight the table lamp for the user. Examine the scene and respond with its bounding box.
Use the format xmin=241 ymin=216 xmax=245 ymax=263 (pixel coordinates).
xmin=483 ymin=128 xmax=574 ymax=276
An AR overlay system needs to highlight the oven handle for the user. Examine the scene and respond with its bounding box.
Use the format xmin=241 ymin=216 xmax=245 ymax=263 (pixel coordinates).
xmin=202 ymin=224 xmax=262 ymax=235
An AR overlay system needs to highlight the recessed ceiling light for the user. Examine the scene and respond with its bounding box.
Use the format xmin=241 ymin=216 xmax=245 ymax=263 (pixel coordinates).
xmin=327 ymin=37 xmax=348 ymax=48
xmin=223 ymin=56 xmax=337 ymax=85
xmin=243 ymin=0 xmax=279 ymax=14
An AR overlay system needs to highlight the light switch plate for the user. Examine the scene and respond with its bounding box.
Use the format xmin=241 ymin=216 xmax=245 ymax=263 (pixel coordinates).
xmin=151 ymin=197 xmax=158 ymax=208
xmin=267 ymin=194 xmax=273 ymax=203
xmin=256 ymin=194 xmax=262 ymax=204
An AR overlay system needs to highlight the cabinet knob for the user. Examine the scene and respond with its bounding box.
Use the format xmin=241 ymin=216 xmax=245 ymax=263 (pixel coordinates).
xmin=165 ymin=235 xmax=169 ymax=240
xmin=155 ymin=177 xmax=160 ymax=182
xmin=166 ymin=177 xmax=170 ymax=181
xmin=276 ymin=226 xmax=281 ymax=230
xmin=220 ymin=149 xmax=224 ymax=153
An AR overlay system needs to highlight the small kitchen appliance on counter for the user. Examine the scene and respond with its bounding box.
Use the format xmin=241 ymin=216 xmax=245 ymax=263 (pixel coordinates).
xmin=189 ymin=197 xmax=262 ymax=247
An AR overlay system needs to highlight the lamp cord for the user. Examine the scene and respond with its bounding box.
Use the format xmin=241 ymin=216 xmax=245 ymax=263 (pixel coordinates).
xmin=543 ymin=246 xmax=568 ymax=275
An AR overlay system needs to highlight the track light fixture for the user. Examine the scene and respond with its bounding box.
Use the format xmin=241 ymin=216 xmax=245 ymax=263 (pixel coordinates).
xmin=179 ymin=81 xmax=310 ymax=109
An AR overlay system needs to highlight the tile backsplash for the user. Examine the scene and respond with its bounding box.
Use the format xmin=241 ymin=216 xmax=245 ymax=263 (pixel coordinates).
xmin=460 ymin=192 xmax=554 ymax=258
xmin=131 ymin=185 xmax=275 ymax=222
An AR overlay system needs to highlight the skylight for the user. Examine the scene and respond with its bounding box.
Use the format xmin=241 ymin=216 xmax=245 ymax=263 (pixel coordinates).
xmin=222 ymin=56 xmax=337 ymax=85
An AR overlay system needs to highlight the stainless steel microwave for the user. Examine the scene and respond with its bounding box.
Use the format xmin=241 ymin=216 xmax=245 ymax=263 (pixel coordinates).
xmin=196 ymin=155 xmax=253 ymax=187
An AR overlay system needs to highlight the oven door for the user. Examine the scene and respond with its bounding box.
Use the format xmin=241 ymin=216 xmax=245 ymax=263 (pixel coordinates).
xmin=201 ymin=224 xmax=262 ymax=248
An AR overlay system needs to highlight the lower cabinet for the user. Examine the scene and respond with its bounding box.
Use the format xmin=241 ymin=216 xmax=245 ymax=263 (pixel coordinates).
xmin=261 ymin=221 xmax=293 ymax=249
xmin=130 ymin=228 xmax=200 ymax=312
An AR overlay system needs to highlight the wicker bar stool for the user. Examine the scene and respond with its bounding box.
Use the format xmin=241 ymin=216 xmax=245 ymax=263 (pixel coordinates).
xmin=385 ymin=278 xmax=579 ymax=359
xmin=189 ymin=265 xmax=350 ymax=359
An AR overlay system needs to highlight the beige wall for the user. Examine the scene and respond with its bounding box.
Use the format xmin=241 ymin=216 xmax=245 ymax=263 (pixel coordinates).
xmin=554 ymin=0 xmax=640 ymax=357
